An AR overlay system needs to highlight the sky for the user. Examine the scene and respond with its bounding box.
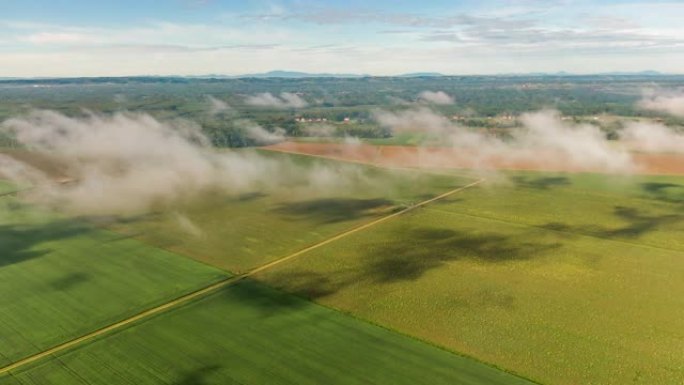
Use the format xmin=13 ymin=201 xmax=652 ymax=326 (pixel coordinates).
xmin=1 ymin=0 xmax=684 ymax=77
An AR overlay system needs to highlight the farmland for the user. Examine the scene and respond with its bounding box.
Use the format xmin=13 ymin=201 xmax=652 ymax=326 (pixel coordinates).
xmin=255 ymin=171 xmax=684 ymax=385
xmin=2 ymin=73 xmax=684 ymax=385
xmin=0 ymin=193 xmax=227 ymax=366
xmin=109 ymin=151 xmax=467 ymax=273
xmin=0 ymin=181 xmax=15 ymax=195
xmin=0 ymin=280 xmax=534 ymax=385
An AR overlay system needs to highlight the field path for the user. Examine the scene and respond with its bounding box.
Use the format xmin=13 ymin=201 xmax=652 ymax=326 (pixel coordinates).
xmin=0 ymin=174 xmax=483 ymax=376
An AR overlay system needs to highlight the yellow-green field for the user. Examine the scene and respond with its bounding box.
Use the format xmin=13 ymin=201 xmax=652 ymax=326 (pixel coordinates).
xmin=255 ymin=172 xmax=684 ymax=385
xmin=111 ymin=151 xmax=466 ymax=273
xmin=4 ymin=152 xmax=684 ymax=385
xmin=3 ymin=155 xmax=532 ymax=385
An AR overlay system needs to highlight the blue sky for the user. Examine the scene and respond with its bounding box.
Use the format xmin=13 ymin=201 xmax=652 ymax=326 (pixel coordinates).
xmin=1 ymin=0 xmax=683 ymax=77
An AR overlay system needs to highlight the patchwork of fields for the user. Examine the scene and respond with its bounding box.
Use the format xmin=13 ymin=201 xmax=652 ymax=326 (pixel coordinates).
xmin=3 ymin=154 xmax=526 ymax=385
xmin=0 ymin=280 xmax=533 ymax=385
xmin=0 ymin=194 xmax=228 ymax=366
xmin=256 ymin=172 xmax=684 ymax=385
xmin=2 ymin=150 xmax=683 ymax=385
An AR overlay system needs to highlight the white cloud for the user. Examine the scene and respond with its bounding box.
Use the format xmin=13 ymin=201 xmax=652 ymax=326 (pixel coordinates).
xmin=245 ymin=92 xmax=308 ymax=108
xmin=3 ymin=43 xmax=684 ymax=77
xmin=206 ymin=96 xmax=232 ymax=115
xmin=304 ymin=123 xmax=337 ymax=137
xmin=2 ymin=3 xmax=684 ymax=77
xmin=418 ymin=91 xmax=454 ymax=105
xmin=638 ymin=90 xmax=684 ymax=117
xmin=234 ymin=120 xmax=286 ymax=144
xmin=0 ymin=110 xmax=376 ymax=215
xmin=20 ymin=32 xmax=98 ymax=45
xmin=374 ymin=107 xmax=634 ymax=173
xmin=621 ymin=121 xmax=684 ymax=152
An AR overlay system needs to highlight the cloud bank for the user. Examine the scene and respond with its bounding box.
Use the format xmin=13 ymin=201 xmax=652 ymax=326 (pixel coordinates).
xmin=374 ymin=107 xmax=634 ymax=172
xmin=0 ymin=110 xmax=371 ymax=216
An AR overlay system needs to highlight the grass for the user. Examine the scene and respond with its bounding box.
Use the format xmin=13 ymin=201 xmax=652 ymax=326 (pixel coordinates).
xmin=110 ymin=151 xmax=467 ymax=273
xmin=0 ymin=194 xmax=227 ymax=366
xmin=0 ymin=181 xmax=16 ymax=195
xmin=255 ymin=171 xmax=684 ymax=385
xmin=0 ymin=280 xmax=534 ymax=385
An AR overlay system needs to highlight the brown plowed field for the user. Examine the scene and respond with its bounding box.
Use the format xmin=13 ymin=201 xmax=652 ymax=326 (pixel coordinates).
xmin=265 ymin=141 xmax=684 ymax=175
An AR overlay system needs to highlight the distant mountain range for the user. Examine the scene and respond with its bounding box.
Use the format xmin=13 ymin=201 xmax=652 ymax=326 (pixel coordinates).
xmin=191 ymin=70 xmax=666 ymax=79
xmin=190 ymin=71 xmax=367 ymax=79
xmin=191 ymin=70 xmax=447 ymax=79
xmin=0 ymin=70 xmax=674 ymax=81
xmin=598 ymin=70 xmax=663 ymax=76
xmin=397 ymin=72 xmax=446 ymax=77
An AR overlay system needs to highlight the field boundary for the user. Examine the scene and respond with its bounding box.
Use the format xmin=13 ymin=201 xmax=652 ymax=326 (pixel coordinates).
xmin=0 ymin=177 xmax=484 ymax=376
xmin=260 ymin=146 xmax=389 ymax=169
xmin=259 ymin=146 xmax=480 ymax=179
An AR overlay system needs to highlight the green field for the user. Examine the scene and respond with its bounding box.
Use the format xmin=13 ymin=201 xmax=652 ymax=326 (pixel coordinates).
xmin=3 ymin=72 xmax=684 ymax=385
xmin=111 ymin=151 xmax=467 ymax=273
xmin=0 ymin=280 xmax=534 ymax=385
xmin=0 ymin=185 xmax=14 ymax=195
xmin=5 ymin=159 xmax=683 ymax=384
xmin=256 ymin=172 xmax=684 ymax=385
xmin=0 ymin=193 xmax=227 ymax=366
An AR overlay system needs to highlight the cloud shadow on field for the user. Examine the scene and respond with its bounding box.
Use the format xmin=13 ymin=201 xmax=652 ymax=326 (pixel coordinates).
xmin=600 ymin=206 xmax=682 ymax=238
xmin=172 ymin=365 xmax=222 ymax=385
xmin=365 ymin=227 xmax=559 ymax=283
xmin=272 ymin=198 xmax=394 ymax=224
xmin=260 ymin=271 xmax=339 ymax=300
xmin=48 ymin=272 xmax=91 ymax=291
xmin=0 ymin=219 xmax=91 ymax=268
xmin=543 ymin=205 xmax=684 ymax=239
xmin=640 ymin=182 xmax=684 ymax=204
xmin=511 ymin=175 xmax=570 ymax=190
xmin=236 ymin=191 xmax=268 ymax=202
xmin=263 ymin=227 xmax=559 ymax=301
xmin=217 ymin=279 xmax=314 ymax=317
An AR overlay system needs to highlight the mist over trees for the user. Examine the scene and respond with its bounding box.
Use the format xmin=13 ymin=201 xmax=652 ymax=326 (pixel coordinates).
xmin=1 ymin=75 xmax=683 ymax=148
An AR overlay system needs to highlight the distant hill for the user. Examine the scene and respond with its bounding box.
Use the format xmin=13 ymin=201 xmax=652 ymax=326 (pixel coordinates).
xmin=495 ymin=70 xmax=665 ymax=77
xmin=236 ymin=71 xmax=447 ymax=78
xmin=0 ymin=71 xmax=676 ymax=84
xmin=193 ymin=71 xmax=450 ymax=79
xmin=232 ymin=70 xmax=366 ymax=79
xmin=398 ymin=72 xmax=445 ymax=77
xmin=195 ymin=70 xmax=666 ymax=79
xmin=598 ymin=70 xmax=663 ymax=76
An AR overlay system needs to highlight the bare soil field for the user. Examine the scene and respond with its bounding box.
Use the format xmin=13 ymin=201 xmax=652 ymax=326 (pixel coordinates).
xmin=266 ymin=142 xmax=684 ymax=175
